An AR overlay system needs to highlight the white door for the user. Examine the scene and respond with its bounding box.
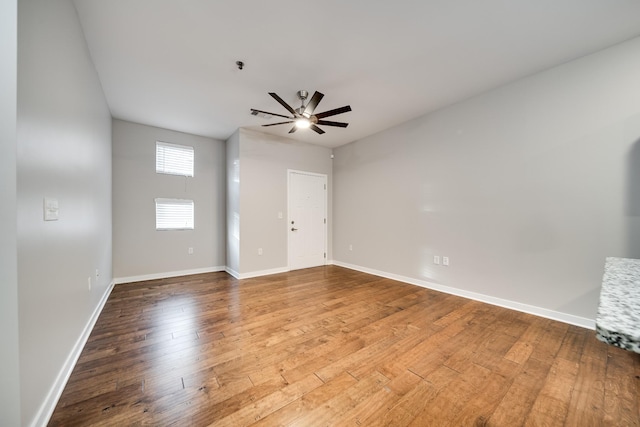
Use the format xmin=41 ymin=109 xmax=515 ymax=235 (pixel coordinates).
xmin=288 ymin=170 xmax=327 ymax=270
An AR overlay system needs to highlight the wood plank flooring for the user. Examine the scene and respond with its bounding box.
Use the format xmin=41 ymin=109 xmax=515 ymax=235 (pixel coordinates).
xmin=49 ymin=266 xmax=640 ymax=426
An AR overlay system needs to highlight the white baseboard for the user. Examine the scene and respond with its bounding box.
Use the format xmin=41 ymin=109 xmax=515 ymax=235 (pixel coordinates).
xmin=225 ymin=266 xmax=240 ymax=279
xmin=113 ymin=266 xmax=226 ymax=285
xmin=235 ymin=266 xmax=289 ymax=280
xmin=115 ymin=265 xmax=289 ymax=284
xmin=114 ymin=265 xmax=290 ymax=284
xmin=33 ymin=280 xmax=115 ymax=427
xmin=332 ymin=261 xmax=595 ymax=330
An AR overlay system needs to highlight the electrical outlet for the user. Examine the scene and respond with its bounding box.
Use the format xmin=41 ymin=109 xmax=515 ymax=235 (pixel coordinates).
xmin=442 ymin=256 xmax=449 ymax=266
xmin=434 ymin=255 xmax=440 ymax=265
xmin=258 ymin=248 xmax=263 ymax=255
xmin=349 ymin=244 xmax=353 ymax=251
xmin=188 ymin=247 xmax=194 ymax=255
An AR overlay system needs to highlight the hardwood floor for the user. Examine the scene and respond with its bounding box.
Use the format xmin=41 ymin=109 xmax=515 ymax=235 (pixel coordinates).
xmin=49 ymin=266 xmax=639 ymax=426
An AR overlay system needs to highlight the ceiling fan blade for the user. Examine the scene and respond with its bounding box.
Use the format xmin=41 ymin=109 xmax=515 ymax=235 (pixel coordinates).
xmin=303 ymin=91 xmax=324 ymax=116
xmin=310 ymin=124 xmax=325 ymax=135
xmin=316 ymin=120 xmax=348 ymax=128
xmin=262 ymin=121 xmax=294 ymax=127
xmin=288 ymin=125 xmax=297 ymax=134
xmin=314 ymin=105 xmax=352 ymax=119
xmin=251 ymin=109 xmax=293 ymax=120
xmin=269 ymin=92 xmax=298 ymax=116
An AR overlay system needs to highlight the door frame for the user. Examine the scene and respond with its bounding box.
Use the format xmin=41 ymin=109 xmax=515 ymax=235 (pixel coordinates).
xmin=287 ymin=169 xmax=328 ymax=271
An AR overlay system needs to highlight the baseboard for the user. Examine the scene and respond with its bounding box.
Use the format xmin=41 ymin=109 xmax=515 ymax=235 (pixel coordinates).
xmin=32 ymin=280 xmax=115 ymax=427
xmin=235 ymin=266 xmax=290 ymax=280
xmin=225 ymin=266 xmax=240 ymax=279
xmin=114 ymin=265 xmax=289 ymax=284
xmin=332 ymin=260 xmax=595 ymax=330
xmin=113 ymin=266 xmax=226 ymax=284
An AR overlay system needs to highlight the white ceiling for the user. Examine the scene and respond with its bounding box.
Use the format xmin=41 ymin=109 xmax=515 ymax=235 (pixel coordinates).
xmin=72 ymin=0 xmax=640 ymax=148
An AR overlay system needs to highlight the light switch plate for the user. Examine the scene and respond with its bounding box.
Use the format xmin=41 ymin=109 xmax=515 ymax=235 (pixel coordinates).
xmin=44 ymin=197 xmax=59 ymax=221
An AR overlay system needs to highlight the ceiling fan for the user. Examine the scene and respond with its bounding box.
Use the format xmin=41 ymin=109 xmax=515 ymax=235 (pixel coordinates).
xmin=251 ymin=90 xmax=351 ymax=135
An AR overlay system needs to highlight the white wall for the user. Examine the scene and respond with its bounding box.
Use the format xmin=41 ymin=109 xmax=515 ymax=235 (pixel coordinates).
xmin=112 ymin=119 xmax=226 ymax=280
xmin=0 ymin=0 xmax=21 ymax=425
xmin=334 ymin=36 xmax=640 ymax=324
xmin=17 ymin=0 xmax=113 ymax=425
xmin=237 ymin=129 xmax=333 ymax=276
xmin=226 ymin=130 xmax=240 ymax=275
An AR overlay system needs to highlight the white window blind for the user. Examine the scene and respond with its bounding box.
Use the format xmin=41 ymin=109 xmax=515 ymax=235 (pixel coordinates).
xmin=155 ymin=198 xmax=194 ymax=230
xmin=156 ymin=141 xmax=194 ymax=177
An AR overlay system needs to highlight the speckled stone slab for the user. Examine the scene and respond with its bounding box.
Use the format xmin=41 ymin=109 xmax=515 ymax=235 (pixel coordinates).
xmin=595 ymin=257 xmax=640 ymax=353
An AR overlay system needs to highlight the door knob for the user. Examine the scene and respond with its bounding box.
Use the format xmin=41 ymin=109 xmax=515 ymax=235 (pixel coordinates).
xmin=291 ymin=227 xmax=298 ymax=231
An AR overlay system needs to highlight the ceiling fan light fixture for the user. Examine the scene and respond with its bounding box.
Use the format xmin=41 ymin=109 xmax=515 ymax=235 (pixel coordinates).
xmin=295 ymin=117 xmax=311 ymax=129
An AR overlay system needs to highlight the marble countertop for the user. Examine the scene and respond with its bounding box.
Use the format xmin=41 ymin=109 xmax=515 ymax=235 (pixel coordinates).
xmin=595 ymin=257 xmax=640 ymax=353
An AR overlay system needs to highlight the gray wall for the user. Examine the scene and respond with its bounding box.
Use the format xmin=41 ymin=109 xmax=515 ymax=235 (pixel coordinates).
xmin=237 ymin=129 xmax=333 ymax=275
xmin=0 ymin=0 xmax=20 ymax=425
xmin=112 ymin=119 xmax=226 ymax=280
xmin=226 ymin=130 xmax=240 ymax=275
xmin=17 ymin=0 xmax=113 ymax=424
xmin=334 ymin=36 xmax=640 ymax=322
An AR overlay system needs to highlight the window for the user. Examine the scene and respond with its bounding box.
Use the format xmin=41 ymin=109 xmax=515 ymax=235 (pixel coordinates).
xmin=156 ymin=141 xmax=194 ymax=177
xmin=155 ymin=198 xmax=194 ymax=230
